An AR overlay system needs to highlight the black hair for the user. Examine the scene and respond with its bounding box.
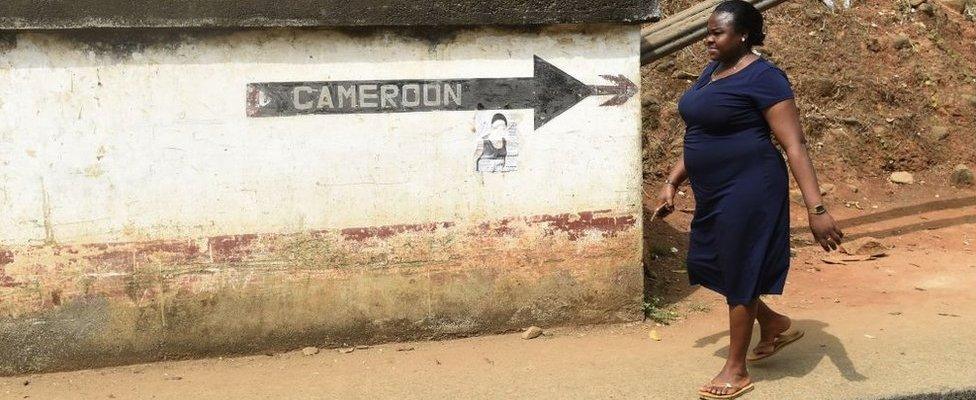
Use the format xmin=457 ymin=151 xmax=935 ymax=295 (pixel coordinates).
xmin=713 ymin=0 xmax=766 ymax=47
xmin=491 ymin=113 xmax=508 ymax=125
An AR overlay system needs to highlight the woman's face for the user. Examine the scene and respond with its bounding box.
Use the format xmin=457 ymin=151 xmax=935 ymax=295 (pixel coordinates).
xmin=704 ymin=12 xmax=746 ymax=62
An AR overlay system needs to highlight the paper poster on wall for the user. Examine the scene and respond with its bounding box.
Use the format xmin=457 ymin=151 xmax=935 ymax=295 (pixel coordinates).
xmin=474 ymin=111 xmax=520 ymax=173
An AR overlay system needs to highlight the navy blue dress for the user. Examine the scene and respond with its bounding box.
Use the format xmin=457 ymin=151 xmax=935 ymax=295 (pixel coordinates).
xmin=677 ymin=57 xmax=795 ymax=306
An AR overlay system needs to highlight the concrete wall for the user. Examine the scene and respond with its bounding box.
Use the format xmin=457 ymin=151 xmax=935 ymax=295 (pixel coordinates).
xmin=0 ymin=0 xmax=660 ymax=29
xmin=0 ymin=25 xmax=643 ymax=374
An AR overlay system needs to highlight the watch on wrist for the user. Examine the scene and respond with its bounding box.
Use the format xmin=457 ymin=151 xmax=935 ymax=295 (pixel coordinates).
xmin=808 ymin=204 xmax=827 ymax=215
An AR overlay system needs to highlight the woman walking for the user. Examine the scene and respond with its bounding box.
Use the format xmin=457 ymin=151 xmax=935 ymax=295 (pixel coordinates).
xmin=653 ymin=1 xmax=844 ymax=398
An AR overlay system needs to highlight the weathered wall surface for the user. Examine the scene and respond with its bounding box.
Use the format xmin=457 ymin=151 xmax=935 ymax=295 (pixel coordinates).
xmin=0 ymin=0 xmax=660 ymax=29
xmin=0 ymin=25 xmax=643 ymax=374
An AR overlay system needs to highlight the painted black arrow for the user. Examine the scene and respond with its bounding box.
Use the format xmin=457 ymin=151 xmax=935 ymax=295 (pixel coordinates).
xmin=246 ymin=56 xmax=636 ymax=129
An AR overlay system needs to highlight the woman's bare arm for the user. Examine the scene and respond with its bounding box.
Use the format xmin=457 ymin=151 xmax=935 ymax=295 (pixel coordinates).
xmin=665 ymin=156 xmax=689 ymax=189
xmin=764 ymin=99 xmax=844 ymax=251
xmin=653 ymin=155 xmax=689 ymax=220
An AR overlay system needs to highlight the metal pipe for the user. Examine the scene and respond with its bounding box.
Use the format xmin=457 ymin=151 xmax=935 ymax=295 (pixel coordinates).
xmin=641 ymin=28 xmax=706 ymax=65
xmin=641 ymin=0 xmax=724 ymax=37
xmin=642 ymin=0 xmax=778 ymax=48
xmin=642 ymin=17 xmax=710 ymax=51
xmin=640 ymin=0 xmax=792 ymax=65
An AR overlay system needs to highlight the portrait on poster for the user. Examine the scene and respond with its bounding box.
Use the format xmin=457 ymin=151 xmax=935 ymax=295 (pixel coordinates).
xmin=474 ymin=111 xmax=519 ymax=173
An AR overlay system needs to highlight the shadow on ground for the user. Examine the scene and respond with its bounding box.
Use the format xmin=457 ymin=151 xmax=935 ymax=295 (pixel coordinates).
xmin=877 ymin=389 xmax=976 ymax=400
xmin=692 ymin=319 xmax=869 ymax=383
xmin=791 ymin=196 xmax=976 ymax=241
xmin=646 ymin=195 xmax=976 ymax=309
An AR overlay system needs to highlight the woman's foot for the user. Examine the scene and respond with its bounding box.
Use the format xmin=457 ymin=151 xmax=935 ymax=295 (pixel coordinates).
xmin=699 ymin=365 xmax=751 ymax=397
xmin=752 ymin=315 xmax=791 ymax=359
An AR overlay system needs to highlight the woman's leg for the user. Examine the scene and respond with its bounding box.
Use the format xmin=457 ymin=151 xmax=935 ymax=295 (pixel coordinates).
xmin=701 ymin=300 xmax=757 ymax=395
xmin=753 ymin=299 xmax=792 ymax=356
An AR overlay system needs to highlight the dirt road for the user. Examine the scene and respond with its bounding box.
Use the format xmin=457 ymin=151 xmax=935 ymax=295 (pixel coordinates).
xmin=1 ymin=184 xmax=974 ymax=400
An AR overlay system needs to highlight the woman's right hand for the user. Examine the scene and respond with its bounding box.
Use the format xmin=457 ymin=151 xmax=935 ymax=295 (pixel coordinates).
xmin=809 ymin=212 xmax=843 ymax=251
xmin=652 ymin=183 xmax=677 ymax=220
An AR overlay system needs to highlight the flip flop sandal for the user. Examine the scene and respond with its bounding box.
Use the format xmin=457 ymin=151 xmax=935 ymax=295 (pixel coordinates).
xmin=747 ymin=329 xmax=805 ymax=362
xmin=698 ymin=382 xmax=755 ymax=399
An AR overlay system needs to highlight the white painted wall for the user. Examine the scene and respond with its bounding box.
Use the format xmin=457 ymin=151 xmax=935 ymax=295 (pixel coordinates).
xmin=0 ymin=26 xmax=641 ymax=245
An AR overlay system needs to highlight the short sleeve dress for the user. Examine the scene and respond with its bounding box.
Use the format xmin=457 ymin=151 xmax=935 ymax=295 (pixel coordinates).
xmin=677 ymin=57 xmax=795 ymax=306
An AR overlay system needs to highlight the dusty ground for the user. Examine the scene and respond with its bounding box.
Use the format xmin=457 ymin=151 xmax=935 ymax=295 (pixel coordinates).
xmin=1 ymin=1 xmax=973 ymax=398
xmin=1 ymin=181 xmax=973 ymax=399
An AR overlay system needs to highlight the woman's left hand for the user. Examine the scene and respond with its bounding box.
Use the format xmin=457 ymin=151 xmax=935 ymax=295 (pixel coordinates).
xmin=809 ymin=212 xmax=843 ymax=251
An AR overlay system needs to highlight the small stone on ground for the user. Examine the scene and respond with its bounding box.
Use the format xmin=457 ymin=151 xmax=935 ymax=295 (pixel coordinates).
xmin=522 ymin=326 xmax=544 ymax=340
xmin=889 ymin=171 xmax=914 ymax=184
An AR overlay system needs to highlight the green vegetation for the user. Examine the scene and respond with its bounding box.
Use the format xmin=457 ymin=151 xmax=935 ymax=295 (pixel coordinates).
xmin=686 ymin=301 xmax=712 ymax=314
xmin=642 ymin=296 xmax=679 ymax=325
